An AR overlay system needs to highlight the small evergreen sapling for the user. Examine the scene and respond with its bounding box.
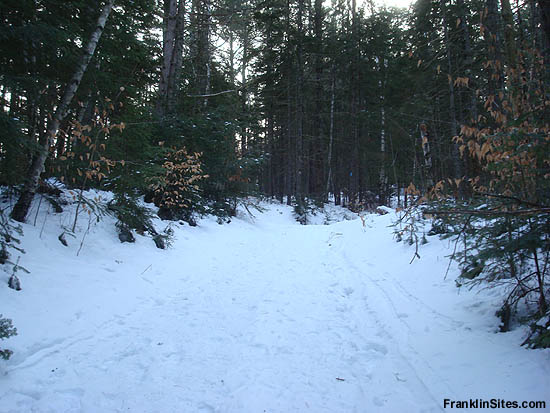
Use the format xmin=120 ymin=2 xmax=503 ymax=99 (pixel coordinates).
xmin=8 ymin=257 xmax=28 ymax=291
xmin=0 ymin=315 xmax=17 ymax=360
xmin=1 ymin=207 xmax=28 ymax=289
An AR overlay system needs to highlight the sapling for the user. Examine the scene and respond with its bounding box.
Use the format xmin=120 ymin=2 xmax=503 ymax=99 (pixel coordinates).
xmin=8 ymin=256 xmax=28 ymax=291
xmin=0 ymin=315 xmax=17 ymax=360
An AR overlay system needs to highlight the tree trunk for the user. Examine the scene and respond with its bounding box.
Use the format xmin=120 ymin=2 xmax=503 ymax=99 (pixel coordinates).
xmin=379 ymin=106 xmax=387 ymax=204
xmin=295 ymin=0 xmax=305 ymax=204
xmin=157 ymin=0 xmax=185 ymax=117
xmin=378 ymin=56 xmax=387 ymax=205
xmin=190 ymin=0 xmax=211 ymax=110
xmin=229 ymin=14 xmax=235 ymax=86
xmin=501 ymin=0 xmax=518 ymax=68
xmin=241 ymin=23 xmax=249 ymax=153
xmin=457 ymin=0 xmax=478 ymax=124
xmin=326 ymin=64 xmax=335 ymax=201
xmin=157 ymin=0 xmax=178 ymax=116
xmin=537 ymin=0 xmax=550 ymax=50
xmin=167 ymin=0 xmax=186 ymax=114
xmin=419 ymin=123 xmax=433 ymax=188
xmin=442 ymin=1 xmax=463 ymax=180
xmin=484 ymin=0 xmax=504 ymax=112
xmin=313 ymin=0 xmax=323 ymax=196
xmin=11 ymin=0 xmax=115 ymax=223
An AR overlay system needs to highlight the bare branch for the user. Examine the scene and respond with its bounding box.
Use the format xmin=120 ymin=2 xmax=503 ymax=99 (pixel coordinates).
xmin=186 ymin=90 xmax=236 ymax=98
xmin=424 ymin=208 xmax=550 ymax=216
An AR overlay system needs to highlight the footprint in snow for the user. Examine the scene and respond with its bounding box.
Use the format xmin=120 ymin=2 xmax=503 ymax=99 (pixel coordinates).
xmin=373 ymin=396 xmax=386 ymax=407
xmin=197 ymin=402 xmax=216 ymax=412
xmin=343 ymin=287 xmax=354 ymax=296
xmin=364 ymin=341 xmax=388 ymax=355
xmin=56 ymin=388 xmax=85 ymax=398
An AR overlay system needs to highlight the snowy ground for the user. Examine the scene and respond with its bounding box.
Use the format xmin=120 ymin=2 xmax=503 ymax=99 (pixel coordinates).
xmin=1 ymin=195 xmax=549 ymax=412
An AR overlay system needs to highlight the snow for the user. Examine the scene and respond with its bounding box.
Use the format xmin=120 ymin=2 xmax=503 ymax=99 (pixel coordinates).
xmin=1 ymin=195 xmax=549 ymax=412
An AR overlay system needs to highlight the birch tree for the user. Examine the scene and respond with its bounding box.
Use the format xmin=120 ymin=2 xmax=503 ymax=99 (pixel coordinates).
xmin=11 ymin=0 xmax=115 ymax=223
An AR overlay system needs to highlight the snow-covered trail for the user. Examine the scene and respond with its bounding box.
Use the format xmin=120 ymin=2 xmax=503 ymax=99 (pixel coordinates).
xmin=1 ymin=202 xmax=549 ymax=412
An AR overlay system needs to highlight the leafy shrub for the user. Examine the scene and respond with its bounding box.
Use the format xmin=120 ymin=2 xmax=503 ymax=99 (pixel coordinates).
xmin=148 ymin=148 xmax=208 ymax=221
xmin=406 ymin=48 xmax=550 ymax=345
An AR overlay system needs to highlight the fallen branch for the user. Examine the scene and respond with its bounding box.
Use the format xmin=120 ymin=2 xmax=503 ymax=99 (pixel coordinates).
xmin=424 ymin=208 xmax=550 ymax=216
xmin=474 ymin=192 xmax=548 ymax=208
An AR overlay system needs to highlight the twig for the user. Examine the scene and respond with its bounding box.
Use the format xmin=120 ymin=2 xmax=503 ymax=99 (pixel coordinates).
xmin=445 ymin=216 xmax=472 ymax=280
xmin=409 ymin=251 xmax=421 ymax=264
xmin=72 ymin=128 xmax=102 ymax=233
xmin=474 ymin=192 xmax=548 ymax=208
xmin=76 ymin=213 xmax=92 ymax=256
xmin=186 ymin=89 xmax=236 ymax=98
xmin=33 ymin=194 xmax=43 ymax=226
xmin=424 ymin=208 xmax=550 ymax=216
xmin=241 ymin=201 xmax=256 ymax=219
xmin=39 ymin=207 xmax=49 ymax=239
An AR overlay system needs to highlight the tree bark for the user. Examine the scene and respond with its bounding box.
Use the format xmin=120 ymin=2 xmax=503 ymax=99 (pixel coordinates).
xmin=419 ymin=123 xmax=433 ymax=188
xmin=241 ymin=22 xmax=249 ymax=153
xmin=442 ymin=0 xmax=462 ymax=180
xmin=537 ymin=0 xmax=550 ymax=48
xmin=295 ymin=0 xmax=305 ymax=204
xmin=167 ymin=0 xmax=186 ymax=114
xmin=457 ymin=0 xmax=478 ymax=124
xmin=501 ymin=0 xmax=517 ymax=67
xmin=157 ymin=0 xmax=178 ymax=116
xmin=484 ymin=0 xmax=504 ymax=110
xmin=313 ymin=0 xmax=323 ymax=196
xmin=157 ymin=0 xmax=185 ymax=117
xmin=189 ymin=0 xmax=210 ymax=110
xmin=326 ymin=64 xmax=335 ymax=201
xmin=378 ymin=56 xmax=387 ymax=204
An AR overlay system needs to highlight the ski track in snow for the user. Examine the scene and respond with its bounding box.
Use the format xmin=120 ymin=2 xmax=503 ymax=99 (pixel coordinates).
xmin=1 ymin=202 xmax=549 ymax=412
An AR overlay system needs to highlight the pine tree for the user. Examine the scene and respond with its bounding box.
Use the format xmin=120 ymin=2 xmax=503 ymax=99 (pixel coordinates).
xmin=0 ymin=315 xmax=17 ymax=360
